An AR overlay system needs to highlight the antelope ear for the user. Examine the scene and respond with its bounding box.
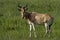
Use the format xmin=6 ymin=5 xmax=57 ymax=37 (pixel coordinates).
xmin=26 ymin=7 xmax=28 ymax=10
xmin=24 ymin=5 xmax=28 ymax=10
xmin=23 ymin=7 xmax=28 ymax=10
xmin=25 ymin=4 xmax=28 ymax=7
xmin=18 ymin=4 xmax=22 ymax=8
xmin=18 ymin=8 xmax=21 ymax=11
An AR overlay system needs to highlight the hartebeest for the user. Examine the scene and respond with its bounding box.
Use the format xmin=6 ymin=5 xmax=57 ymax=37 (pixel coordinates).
xmin=18 ymin=5 xmax=54 ymax=38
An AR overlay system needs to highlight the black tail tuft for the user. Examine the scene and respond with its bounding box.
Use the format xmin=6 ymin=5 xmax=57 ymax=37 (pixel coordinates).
xmin=49 ymin=17 xmax=54 ymax=30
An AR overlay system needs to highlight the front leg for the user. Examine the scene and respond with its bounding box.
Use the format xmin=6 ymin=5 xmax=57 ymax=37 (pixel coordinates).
xmin=32 ymin=23 xmax=37 ymax=38
xmin=29 ymin=24 xmax=32 ymax=37
xmin=28 ymin=20 xmax=32 ymax=37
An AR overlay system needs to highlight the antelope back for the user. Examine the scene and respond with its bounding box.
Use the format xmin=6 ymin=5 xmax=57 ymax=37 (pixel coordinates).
xmin=30 ymin=12 xmax=53 ymax=24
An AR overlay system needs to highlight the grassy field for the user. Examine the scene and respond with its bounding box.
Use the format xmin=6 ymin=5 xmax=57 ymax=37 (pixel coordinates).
xmin=0 ymin=0 xmax=60 ymax=40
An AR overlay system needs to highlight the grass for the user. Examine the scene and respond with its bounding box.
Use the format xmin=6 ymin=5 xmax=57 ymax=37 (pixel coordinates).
xmin=0 ymin=0 xmax=60 ymax=40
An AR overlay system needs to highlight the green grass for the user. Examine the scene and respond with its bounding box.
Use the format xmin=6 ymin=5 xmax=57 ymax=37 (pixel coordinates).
xmin=0 ymin=0 xmax=60 ymax=40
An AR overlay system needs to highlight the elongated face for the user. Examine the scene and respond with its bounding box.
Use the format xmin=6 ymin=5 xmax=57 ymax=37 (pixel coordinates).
xmin=18 ymin=4 xmax=28 ymax=19
xmin=18 ymin=5 xmax=24 ymax=18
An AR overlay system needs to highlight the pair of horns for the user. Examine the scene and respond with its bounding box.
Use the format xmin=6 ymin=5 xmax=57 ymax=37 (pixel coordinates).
xmin=18 ymin=4 xmax=28 ymax=8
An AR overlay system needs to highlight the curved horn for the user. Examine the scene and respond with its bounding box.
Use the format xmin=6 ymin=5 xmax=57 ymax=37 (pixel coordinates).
xmin=25 ymin=4 xmax=28 ymax=7
xmin=23 ymin=4 xmax=28 ymax=8
xmin=18 ymin=4 xmax=22 ymax=8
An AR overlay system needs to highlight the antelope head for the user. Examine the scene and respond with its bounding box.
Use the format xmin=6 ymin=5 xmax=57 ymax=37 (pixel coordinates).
xmin=18 ymin=4 xmax=28 ymax=19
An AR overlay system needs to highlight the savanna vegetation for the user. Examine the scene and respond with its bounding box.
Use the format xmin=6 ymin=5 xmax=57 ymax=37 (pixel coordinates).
xmin=0 ymin=0 xmax=60 ymax=40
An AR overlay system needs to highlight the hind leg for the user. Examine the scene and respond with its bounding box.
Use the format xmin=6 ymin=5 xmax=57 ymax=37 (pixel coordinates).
xmin=49 ymin=24 xmax=52 ymax=33
xmin=44 ymin=23 xmax=52 ymax=37
xmin=45 ymin=23 xmax=49 ymax=34
xmin=44 ymin=23 xmax=50 ymax=37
